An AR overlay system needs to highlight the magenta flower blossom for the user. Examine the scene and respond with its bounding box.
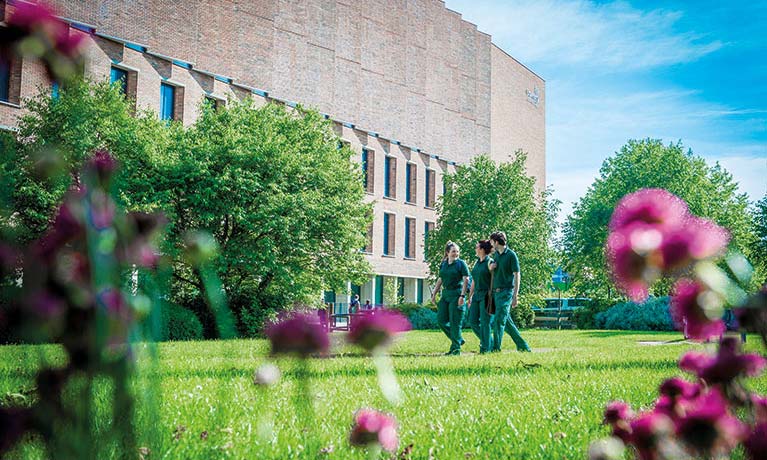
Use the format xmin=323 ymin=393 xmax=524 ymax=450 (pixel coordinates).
xmin=265 ymin=312 xmax=329 ymax=357
xmin=629 ymin=411 xmax=673 ymax=460
xmin=679 ymin=337 xmax=766 ymax=385
xmin=8 ymin=1 xmax=58 ymax=31
xmin=661 ymin=218 xmax=729 ymax=271
xmin=349 ymin=409 xmax=398 ymax=452
xmin=744 ymin=423 xmax=767 ymax=460
xmin=674 ymin=389 xmax=747 ymax=457
xmin=605 ymin=223 xmax=663 ymax=301
xmin=670 ymin=279 xmax=725 ymax=341
xmin=348 ymin=310 xmax=411 ymax=351
xmin=87 ymin=149 xmax=118 ymax=183
xmin=604 ymin=401 xmax=634 ymax=443
xmin=658 ymin=377 xmax=700 ymax=400
xmin=609 ymin=189 xmax=689 ymax=232
xmin=753 ymin=395 xmax=767 ymax=424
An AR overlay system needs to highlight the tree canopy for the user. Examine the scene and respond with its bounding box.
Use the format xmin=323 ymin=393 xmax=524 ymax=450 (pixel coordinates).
xmin=562 ymin=139 xmax=754 ymax=298
xmin=425 ymin=153 xmax=557 ymax=296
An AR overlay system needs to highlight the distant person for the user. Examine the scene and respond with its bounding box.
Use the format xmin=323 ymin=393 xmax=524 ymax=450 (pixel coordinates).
xmin=350 ymin=294 xmax=361 ymax=313
xmin=431 ymin=241 xmax=469 ymax=355
xmin=364 ymin=299 xmax=372 ymax=310
xmin=489 ymin=231 xmax=531 ymax=352
xmin=467 ymin=239 xmax=494 ymax=354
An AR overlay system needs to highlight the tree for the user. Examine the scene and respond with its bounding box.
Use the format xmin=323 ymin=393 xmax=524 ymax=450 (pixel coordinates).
xmin=425 ymin=153 xmax=558 ymax=298
xmin=7 ymin=78 xmax=172 ymax=243
xmin=751 ymin=195 xmax=767 ymax=281
xmin=159 ymin=100 xmax=372 ymax=335
xmin=562 ymin=139 xmax=754 ymax=298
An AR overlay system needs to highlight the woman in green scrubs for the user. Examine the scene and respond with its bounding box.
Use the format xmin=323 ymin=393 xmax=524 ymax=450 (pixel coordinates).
xmin=467 ymin=240 xmax=494 ymax=354
xmin=431 ymin=241 xmax=470 ymax=355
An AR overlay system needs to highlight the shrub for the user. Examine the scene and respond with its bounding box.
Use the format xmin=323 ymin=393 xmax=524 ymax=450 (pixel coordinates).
xmin=594 ymin=296 xmax=674 ymax=331
xmin=572 ymin=296 xmax=613 ymax=329
xmin=163 ymin=303 xmax=204 ymax=341
xmin=408 ymin=307 xmax=439 ymax=330
xmin=513 ymin=292 xmax=539 ymax=329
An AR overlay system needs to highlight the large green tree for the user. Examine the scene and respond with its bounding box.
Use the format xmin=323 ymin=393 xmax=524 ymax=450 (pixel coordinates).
xmin=160 ymin=100 xmax=372 ymax=334
xmin=562 ymin=139 xmax=753 ymax=298
xmin=425 ymin=153 xmax=558 ymax=303
xmin=3 ymin=79 xmax=372 ymax=336
xmin=751 ymin=195 xmax=767 ymax=280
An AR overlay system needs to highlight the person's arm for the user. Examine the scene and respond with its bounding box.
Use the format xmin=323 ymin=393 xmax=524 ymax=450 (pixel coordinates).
xmin=467 ymin=279 xmax=475 ymax=307
xmin=511 ymin=271 xmax=520 ymax=308
xmin=431 ymin=279 xmax=442 ymax=303
xmin=458 ymin=276 xmax=469 ymax=306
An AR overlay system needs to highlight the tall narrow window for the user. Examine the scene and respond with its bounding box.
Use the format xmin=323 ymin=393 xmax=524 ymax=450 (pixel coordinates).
xmin=110 ymin=66 xmax=128 ymax=96
xmin=363 ymin=221 xmax=373 ymax=253
xmin=160 ymin=83 xmax=175 ymax=121
xmin=406 ymin=163 xmax=417 ymax=203
xmin=51 ymin=81 xmax=60 ymax=100
xmin=384 ymin=156 xmax=397 ymax=198
xmin=425 ymin=169 xmax=436 ymax=207
xmin=375 ymin=275 xmax=384 ymax=305
xmin=205 ymin=96 xmax=220 ymax=110
xmin=383 ymin=213 xmax=395 ymax=256
xmin=404 ymin=217 xmax=415 ymax=259
xmin=397 ymin=277 xmax=405 ymax=301
xmin=362 ymin=148 xmax=374 ymax=193
xmin=0 ymin=59 xmax=11 ymax=103
xmin=417 ymin=279 xmax=424 ymax=304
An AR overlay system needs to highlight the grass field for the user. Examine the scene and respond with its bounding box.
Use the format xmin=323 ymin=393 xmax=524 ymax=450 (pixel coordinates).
xmin=2 ymin=330 xmax=766 ymax=459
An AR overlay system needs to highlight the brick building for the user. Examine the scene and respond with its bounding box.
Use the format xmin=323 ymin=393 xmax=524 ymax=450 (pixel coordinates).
xmin=0 ymin=0 xmax=545 ymax=306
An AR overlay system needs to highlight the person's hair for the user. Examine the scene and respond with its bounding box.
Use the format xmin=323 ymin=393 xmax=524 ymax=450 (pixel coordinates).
xmin=490 ymin=231 xmax=507 ymax=246
xmin=443 ymin=241 xmax=459 ymax=262
xmin=477 ymin=239 xmax=492 ymax=255
xmin=354 ymin=294 xmax=359 ymax=299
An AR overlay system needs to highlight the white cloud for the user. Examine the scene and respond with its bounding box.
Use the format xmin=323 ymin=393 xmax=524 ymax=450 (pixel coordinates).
xmin=446 ymin=0 xmax=723 ymax=71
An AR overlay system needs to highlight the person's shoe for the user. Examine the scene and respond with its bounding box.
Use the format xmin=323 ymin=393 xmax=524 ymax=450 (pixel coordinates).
xmin=459 ymin=339 xmax=465 ymax=346
xmin=448 ymin=350 xmax=461 ymax=356
xmin=518 ymin=347 xmax=532 ymax=353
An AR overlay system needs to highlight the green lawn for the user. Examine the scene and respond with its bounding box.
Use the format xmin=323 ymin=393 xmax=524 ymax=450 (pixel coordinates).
xmin=2 ymin=330 xmax=766 ymax=459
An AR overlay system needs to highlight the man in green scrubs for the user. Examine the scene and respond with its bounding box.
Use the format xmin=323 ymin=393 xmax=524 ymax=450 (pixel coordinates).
xmin=489 ymin=231 xmax=531 ymax=352
xmin=431 ymin=242 xmax=470 ymax=355
xmin=467 ymin=240 xmax=494 ymax=353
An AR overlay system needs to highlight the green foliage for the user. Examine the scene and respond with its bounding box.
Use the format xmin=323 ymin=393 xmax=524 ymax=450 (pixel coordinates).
xmin=9 ymin=79 xmax=172 ymax=243
xmin=563 ymin=139 xmax=755 ymax=298
xmin=572 ymin=297 xmax=614 ymax=329
xmin=514 ymin=292 xmax=542 ymax=329
xmin=9 ymin=80 xmax=373 ymax=335
xmin=388 ymin=303 xmax=438 ymax=330
xmin=426 ymin=153 xmax=558 ymax=298
xmin=751 ymin=195 xmax=767 ymax=281
xmin=594 ymin=297 xmax=674 ymax=331
xmin=159 ymin=100 xmax=372 ymax=326
xmin=162 ymin=302 xmax=204 ymax=341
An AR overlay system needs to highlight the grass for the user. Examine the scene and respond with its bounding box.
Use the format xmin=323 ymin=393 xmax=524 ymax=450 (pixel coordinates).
xmin=2 ymin=330 xmax=766 ymax=459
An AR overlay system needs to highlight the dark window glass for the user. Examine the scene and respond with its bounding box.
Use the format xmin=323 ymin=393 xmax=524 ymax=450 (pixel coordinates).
xmin=0 ymin=60 xmax=10 ymax=103
xmin=110 ymin=66 xmax=128 ymax=96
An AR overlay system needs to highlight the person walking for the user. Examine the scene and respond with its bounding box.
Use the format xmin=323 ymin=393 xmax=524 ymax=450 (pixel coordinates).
xmin=467 ymin=240 xmax=494 ymax=354
xmin=489 ymin=231 xmax=531 ymax=352
xmin=431 ymin=241 xmax=470 ymax=355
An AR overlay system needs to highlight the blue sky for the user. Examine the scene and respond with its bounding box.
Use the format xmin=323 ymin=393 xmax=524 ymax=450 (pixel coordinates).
xmin=445 ymin=0 xmax=767 ymax=224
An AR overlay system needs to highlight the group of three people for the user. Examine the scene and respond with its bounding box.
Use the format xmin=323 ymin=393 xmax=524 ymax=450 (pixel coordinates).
xmin=430 ymin=231 xmax=531 ymax=355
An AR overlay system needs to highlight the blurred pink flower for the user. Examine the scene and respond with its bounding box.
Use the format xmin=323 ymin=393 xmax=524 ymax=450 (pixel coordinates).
xmin=348 ymin=310 xmax=411 ymax=351
xmin=674 ymin=389 xmax=747 ymax=457
xmin=629 ymin=411 xmax=673 ymax=460
xmin=88 ymin=149 xmax=118 ymax=183
xmin=8 ymin=1 xmax=58 ymax=31
xmin=609 ymin=189 xmax=689 ymax=232
xmin=658 ymin=377 xmax=700 ymax=400
xmin=670 ymin=279 xmax=725 ymax=341
xmin=265 ymin=312 xmax=329 ymax=357
xmin=604 ymin=401 xmax=634 ymax=443
xmin=661 ymin=218 xmax=730 ymax=271
xmin=349 ymin=409 xmax=398 ymax=452
xmin=605 ymin=223 xmax=663 ymax=301
xmin=679 ymin=337 xmax=766 ymax=385
xmin=744 ymin=423 xmax=767 ymax=460
xmin=752 ymin=395 xmax=767 ymax=424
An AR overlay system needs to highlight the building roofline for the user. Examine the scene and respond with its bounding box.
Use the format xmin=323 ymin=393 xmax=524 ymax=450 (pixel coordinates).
xmin=491 ymin=42 xmax=546 ymax=82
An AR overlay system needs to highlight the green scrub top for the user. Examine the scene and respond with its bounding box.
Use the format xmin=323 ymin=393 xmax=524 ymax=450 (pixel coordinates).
xmin=491 ymin=247 xmax=520 ymax=290
xmin=439 ymin=258 xmax=469 ymax=290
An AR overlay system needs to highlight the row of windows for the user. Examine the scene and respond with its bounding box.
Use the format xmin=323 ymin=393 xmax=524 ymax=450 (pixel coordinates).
xmin=359 ymin=147 xmax=438 ymax=208
xmin=369 ymin=214 xmax=435 ymax=260
xmin=108 ymin=65 xmax=219 ymax=121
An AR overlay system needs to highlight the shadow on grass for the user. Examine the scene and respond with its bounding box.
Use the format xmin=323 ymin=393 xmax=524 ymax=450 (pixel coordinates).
xmin=578 ymin=330 xmax=678 ymax=338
